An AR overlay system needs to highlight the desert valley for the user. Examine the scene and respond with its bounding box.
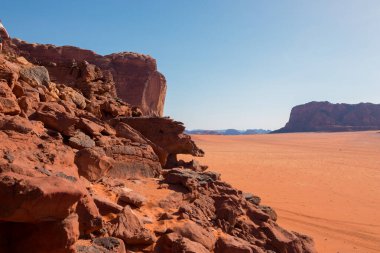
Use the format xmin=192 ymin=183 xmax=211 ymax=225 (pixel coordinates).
xmin=182 ymin=131 xmax=380 ymax=253
xmin=1 ymin=2 xmax=380 ymax=252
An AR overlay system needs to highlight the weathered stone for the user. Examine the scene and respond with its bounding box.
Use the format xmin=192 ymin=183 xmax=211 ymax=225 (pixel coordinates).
xmin=215 ymin=235 xmax=256 ymax=253
xmin=114 ymin=121 xmax=168 ymax=165
xmin=0 ymin=97 xmax=21 ymax=115
xmin=9 ymin=214 xmax=79 ymax=253
xmin=68 ymin=131 xmax=96 ymax=149
xmin=0 ymin=172 xmax=84 ymax=222
xmin=93 ymin=194 xmax=123 ymax=215
xmin=258 ymin=205 xmax=277 ymax=221
xmin=246 ymin=203 xmax=270 ymax=223
xmin=110 ymin=206 xmax=156 ymax=245
xmin=33 ymin=102 xmax=79 ymax=136
xmin=78 ymin=117 xmax=105 ymax=137
xmin=120 ymin=117 xmax=204 ymax=160
xmin=0 ymin=114 xmax=39 ymax=134
xmin=164 ymin=168 xmax=220 ymax=192
xmin=117 ymin=190 xmax=146 ymax=208
xmin=59 ymin=86 xmax=87 ymax=109
xmin=172 ymin=221 xmax=216 ymax=250
xmin=243 ymin=193 xmax=261 ymax=205
xmin=76 ymin=193 xmax=102 ymax=235
xmin=74 ymin=237 xmax=126 ymax=253
xmin=262 ymin=222 xmax=316 ymax=253
xmin=172 ymin=237 xmax=210 ymax=253
xmin=104 ymin=143 xmax=161 ymax=179
xmin=75 ymin=147 xmax=113 ymax=182
xmin=19 ymin=66 xmax=50 ymax=87
xmin=0 ymin=81 xmax=20 ymax=115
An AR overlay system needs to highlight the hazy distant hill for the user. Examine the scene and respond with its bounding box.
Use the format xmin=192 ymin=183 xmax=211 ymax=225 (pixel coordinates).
xmin=273 ymin=101 xmax=380 ymax=133
xmin=185 ymin=129 xmax=271 ymax=135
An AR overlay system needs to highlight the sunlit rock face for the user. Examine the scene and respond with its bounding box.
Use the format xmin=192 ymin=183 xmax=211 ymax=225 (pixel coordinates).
xmin=10 ymin=39 xmax=167 ymax=117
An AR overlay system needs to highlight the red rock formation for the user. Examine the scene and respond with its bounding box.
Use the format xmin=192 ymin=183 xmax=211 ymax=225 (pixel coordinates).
xmin=0 ymin=43 xmax=317 ymax=253
xmin=116 ymin=117 xmax=204 ymax=167
xmin=274 ymin=101 xmax=380 ymax=133
xmin=8 ymin=39 xmax=167 ymax=116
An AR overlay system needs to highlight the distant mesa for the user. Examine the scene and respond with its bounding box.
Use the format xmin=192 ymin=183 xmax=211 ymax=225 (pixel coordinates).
xmin=185 ymin=129 xmax=271 ymax=135
xmin=273 ymin=101 xmax=380 ymax=133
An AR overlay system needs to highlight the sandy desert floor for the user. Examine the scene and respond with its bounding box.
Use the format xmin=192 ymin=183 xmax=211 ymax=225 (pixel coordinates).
xmin=180 ymin=131 xmax=380 ymax=253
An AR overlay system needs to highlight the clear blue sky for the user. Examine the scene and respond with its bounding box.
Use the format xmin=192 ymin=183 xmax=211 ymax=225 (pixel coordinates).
xmin=2 ymin=1 xmax=380 ymax=130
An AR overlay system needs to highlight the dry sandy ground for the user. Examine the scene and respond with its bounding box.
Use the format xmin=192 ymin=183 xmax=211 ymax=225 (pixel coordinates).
xmin=180 ymin=131 xmax=380 ymax=253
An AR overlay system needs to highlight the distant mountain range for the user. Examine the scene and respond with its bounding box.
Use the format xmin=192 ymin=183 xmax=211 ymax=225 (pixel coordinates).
xmin=185 ymin=129 xmax=271 ymax=135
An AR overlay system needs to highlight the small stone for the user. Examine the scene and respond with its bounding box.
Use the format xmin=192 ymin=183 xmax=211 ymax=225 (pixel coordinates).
xmin=117 ymin=191 xmax=146 ymax=208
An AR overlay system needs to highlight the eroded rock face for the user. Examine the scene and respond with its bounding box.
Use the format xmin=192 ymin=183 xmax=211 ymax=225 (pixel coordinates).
xmin=117 ymin=117 xmax=204 ymax=167
xmin=274 ymin=101 xmax=380 ymax=133
xmin=10 ymin=39 xmax=167 ymax=117
xmin=0 ymin=43 xmax=317 ymax=253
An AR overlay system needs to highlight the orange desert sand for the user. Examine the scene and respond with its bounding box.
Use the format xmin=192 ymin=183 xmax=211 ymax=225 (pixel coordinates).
xmin=180 ymin=131 xmax=380 ymax=253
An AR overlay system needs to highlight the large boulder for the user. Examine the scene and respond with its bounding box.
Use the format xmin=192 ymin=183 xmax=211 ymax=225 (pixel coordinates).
xmin=117 ymin=117 xmax=204 ymax=167
xmin=0 ymin=114 xmax=43 ymax=134
xmin=172 ymin=221 xmax=216 ymax=251
xmin=0 ymin=55 xmax=20 ymax=87
xmin=0 ymin=172 xmax=84 ymax=222
xmin=93 ymin=194 xmax=123 ymax=216
xmin=75 ymin=147 xmax=113 ymax=182
xmin=0 ymin=81 xmax=21 ymax=115
xmin=58 ymin=86 xmax=87 ymax=109
xmin=103 ymin=142 xmax=161 ymax=178
xmin=68 ymin=131 xmax=96 ymax=150
xmin=114 ymin=122 xmax=167 ymax=165
xmin=172 ymin=237 xmax=210 ymax=253
xmin=19 ymin=66 xmax=50 ymax=87
xmin=120 ymin=117 xmax=204 ymax=157
xmin=262 ymin=222 xmax=316 ymax=253
xmin=117 ymin=190 xmax=146 ymax=208
xmin=33 ymin=102 xmax=79 ymax=136
xmin=74 ymin=237 xmax=126 ymax=253
xmin=7 ymin=214 xmax=79 ymax=253
xmin=109 ymin=206 xmax=156 ymax=245
xmin=76 ymin=193 xmax=102 ymax=235
xmin=215 ymin=234 xmax=264 ymax=253
xmin=75 ymin=141 xmax=162 ymax=181
xmin=154 ymin=233 xmax=209 ymax=253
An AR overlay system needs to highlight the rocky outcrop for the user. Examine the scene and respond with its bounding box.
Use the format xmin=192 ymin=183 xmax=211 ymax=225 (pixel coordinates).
xmin=8 ymin=39 xmax=166 ymax=116
xmin=274 ymin=101 xmax=380 ymax=133
xmin=162 ymin=168 xmax=316 ymax=253
xmin=117 ymin=117 xmax=204 ymax=167
xmin=0 ymin=42 xmax=317 ymax=253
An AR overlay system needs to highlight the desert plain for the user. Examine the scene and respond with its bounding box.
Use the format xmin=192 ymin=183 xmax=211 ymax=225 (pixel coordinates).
xmin=180 ymin=131 xmax=380 ymax=253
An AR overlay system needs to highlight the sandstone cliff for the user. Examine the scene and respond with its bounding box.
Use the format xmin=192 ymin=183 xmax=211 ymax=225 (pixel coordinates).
xmin=0 ymin=41 xmax=316 ymax=253
xmin=274 ymin=101 xmax=380 ymax=133
xmin=8 ymin=39 xmax=167 ymax=117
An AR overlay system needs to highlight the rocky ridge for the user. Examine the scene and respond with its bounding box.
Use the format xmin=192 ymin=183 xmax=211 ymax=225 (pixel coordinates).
xmin=0 ymin=41 xmax=316 ymax=253
xmin=8 ymin=39 xmax=167 ymax=117
xmin=274 ymin=101 xmax=380 ymax=133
